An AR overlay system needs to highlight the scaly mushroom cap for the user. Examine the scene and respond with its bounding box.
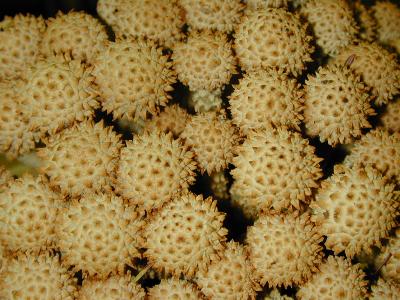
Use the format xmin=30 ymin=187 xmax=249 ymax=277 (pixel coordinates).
xmin=263 ymin=289 xmax=294 ymax=300
xmin=115 ymin=130 xmax=197 ymax=212
xmin=296 ymin=256 xmax=368 ymax=300
xmin=229 ymin=68 xmax=304 ymax=134
xmin=370 ymin=278 xmax=400 ymax=300
xmin=148 ymin=278 xmax=205 ymax=300
xmin=344 ymin=129 xmax=400 ymax=181
xmin=231 ymin=128 xmax=322 ymax=214
xmin=0 ymin=252 xmax=77 ymax=300
xmin=172 ymin=30 xmax=236 ymax=92
xmin=373 ymin=1 xmax=400 ymax=47
xmin=56 ymin=192 xmax=144 ymax=279
xmin=310 ymin=165 xmax=399 ymax=258
xmin=210 ymin=171 xmax=230 ymax=200
xmin=22 ymin=56 xmax=99 ymax=138
xmin=181 ymin=112 xmax=240 ymax=174
xmin=195 ymin=240 xmax=261 ymax=299
xmin=0 ymin=175 xmax=62 ymax=253
xmin=40 ymin=11 xmax=108 ymax=63
xmin=304 ymin=63 xmax=375 ymax=146
xmin=246 ymin=213 xmax=323 ymax=288
xmin=105 ymin=0 xmax=184 ymax=48
xmin=0 ymin=80 xmax=39 ymax=159
xmin=188 ymin=89 xmax=223 ymax=113
xmin=142 ymin=192 xmax=227 ymax=278
xmin=145 ymin=104 xmax=190 ymax=138
xmin=352 ymin=0 xmax=376 ymax=42
xmin=234 ymin=8 xmax=313 ymax=76
xmin=179 ymin=0 xmax=244 ymax=32
xmin=380 ymin=99 xmax=400 ymax=134
xmin=334 ymin=42 xmax=400 ymax=106
xmin=37 ymin=121 xmax=122 ymax=197
xmin=375 ymin=228 xmax=400 ymax=283
xmin=0 ymin=14 xmax=45 ymax=80
xmin=300 ymin=0 xmax=358 ymax=56
xmin=246 ymin=0 xmax=289 ymax=11
xmin=78 ymin=274 xmax=145 ymax=300
xmin=0 ymin=166 xmax=12 ymax=186
xmin=93 ymin=39 xmax=176 ymax=120
xmin=96 ymin=0 xmax=125 ymax=29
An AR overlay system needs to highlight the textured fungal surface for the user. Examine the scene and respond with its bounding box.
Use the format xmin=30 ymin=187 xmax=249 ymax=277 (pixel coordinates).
xmin=344 ymin=129 xmax=400 ymax=181
xmin=22 ymin=56 xmax=99 ymax=137
xmin=0 ymin=165 xmax=12 ymax=186
xmin=375 ymin=229 xmax=400 ymax=283
xmin=334 ymin=42 xmax=400 ymax=106
xmin=370 ymin=278 xmax=400 ymax=300
xmin=93 ymin=39 xmax=176 ymax=120
xmin=380 ymin=99 xmax=400 ymax=134
xmin=0 ymin=14 xmax=45 ymax=80
xmin=296 ymin=256 xmax=368 ymax=300
xmin=78 ymin=274 xmax=146 ymax=300
xmin=148 ymin=278 xmax=205 ymax=300
xmin=172 ymin=30 xmax=236 ymax=92
xmin=116 ymin=130 xmax=197 ymax=212
xmin=38 ymin=121 xmax=122 ymax=197
xmin=181 ymin=112 xmax=240 ymax=174
xmin=40 ymin=11 xmax=108 ymax=63
xmin=196 ymin=241 xmax=260 ymax=299
xmin=188 ymin=89 xmax=223 ymax=113
xmin=246 ymin=213 xmax=324 ymax=287
xmin=56 ymin=193 xmax=144 ymax=278
xmin=0 ymin=175 xmax=62 ymax=253
xmin=373 ymin=1 xmax=400 ymax=47
xmin=234 ymin=8 xmax=313 ymax=75
xmin=300 ymin=0 xmax=358 ymax=56
xmin=229 ymin=69 xmax=304 ymax=133
xmin=143 ymin=192 xmax=227 ymax=278
xmin=0 ymin=252 xmax=77 ymax=300
xmin=246 ymin=0 xmax=289 ymax=11
xmin=231 ymin=128 xmax=322 ymax=214
xmin=264 ymin=289 xmax=294 ymax=300
xmin=304 ymin=63 xmax=375 ymax=146
xmin=107 ymin=0 xmax=185 ymax=48
xmin=179 ymin=0 xmax=244 ymax=32
xmin=310 ymin=165 xmax=399 ymax=258
xmin=353 ymin=0 xmax=376 ymax=42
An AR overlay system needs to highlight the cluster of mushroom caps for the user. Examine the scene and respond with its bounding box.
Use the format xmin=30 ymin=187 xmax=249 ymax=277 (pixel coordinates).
xmin=0 ymin=0 xmax=400 ymax=299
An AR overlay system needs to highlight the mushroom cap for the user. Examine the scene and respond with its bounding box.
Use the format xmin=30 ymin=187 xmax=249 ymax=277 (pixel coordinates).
xmin=310 ymin=165 xmax=399 ymax=258
xmin=142 ymin=192 xmax=227 ymax=278
xmin=246 ymin=213 xmax=324 ymax=287
xmin=370 ymin=278 xmax=400 ymax=300
xmin=380 ymin=98 xmax=400 ymax=134
xmin=296 ymin=256 xmax=368 ymax=300
xmin=56 ymin=192 xmax=144 ymax=279
xmin=375 ymin=228 xmax=400 ymax=283
xmin=40 ymin=11 xmax=108 ymax=63
xmin=373 ymin=1 xmax=400 ymax=46
xmin=304 ymin=63 xmax=375 ymax=146
xmin=93 ymin=39 xmax=176 ymax=120
xmin=234 ymin=8 xmax=313 ymax=76
xmin=148 ymin=278 xmax=205 ymax=300
xmin=37 ymin=120 xmax=122 ymax=197
xmin=115 ymin=130 xmax=197 ymax=212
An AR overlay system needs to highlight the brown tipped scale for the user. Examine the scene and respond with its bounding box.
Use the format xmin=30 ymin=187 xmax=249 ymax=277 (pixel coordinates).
xmin=0 ymin=81 xmax=39 ymax=159
xmin=304 ymin=63 xmax=375 ymax=146
xmin=78 ymin=274 xmax=145 ymax=300
xmin=380 ymin=99 xmax=400 ymax=134
xmin=142 ymin=192 xmax=228 ymax=278
xmin=229 ymin=68 xmax=304 ymax=134
xmin=246 ymin=213 xmax=324 ymax=288
xmin=372 ymin=1 xmax=400 ymax=48
xmin=234 ymin=8 xmax=313 ymax=76
xmin=296 ymin=256 xmax=368 ymax=300
xmin=172 ymin=30 xmax=236 ymax=92
xmin=93 ymin=38 xmax=176 ymax=121
xmin=231 ymin=128 xmax=322 ymax=214
xmin=181 ymin=111 xmax=241 ymax=174
xmin=375 ymin=229 xmax=400 ymax=283
xmin=334 ymin=42 xmax=400 ymax=106
xmin=145 ymin=104 xmax=190 ymax=138
xmin=195 ymin=240 xmax=261 ymax=299
xmin=148 ymin=278 xmax=205 ymax=300
xmin=56 ymin=192 xmax=144 ymax=279
xmin=0 ymin=252 xmax=77 ymax=300
xmin=300 ymin=0 xmax=358 ymax=56
xmin=115 ymin=130 xmax=197 ymax=212
xmin=310 ymin=165 xmax=399 ymax=258
xmin=37 ymin=121 xmax=122 ymax=197
xmin=179 ymin=0 xmax=244 ymax=33
xmin=246 ymin=0 xmax=289 ymax=11
xmin=344 ymin=129 xmax=400 ymax=181
xmin=0 ymin=175 xmax=62 ymax=254
xmin=101 ymin=0 xmax=185 ymax=48
xmin=0 ymin=14 xmax=45 ymax=80
xmin=22 ymin=55 xmax=99 ymax=138
xmin=0 ymin=166 xmax=12 ymax=186
xmin=370 ymin=278 xmax=400 ymax=300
